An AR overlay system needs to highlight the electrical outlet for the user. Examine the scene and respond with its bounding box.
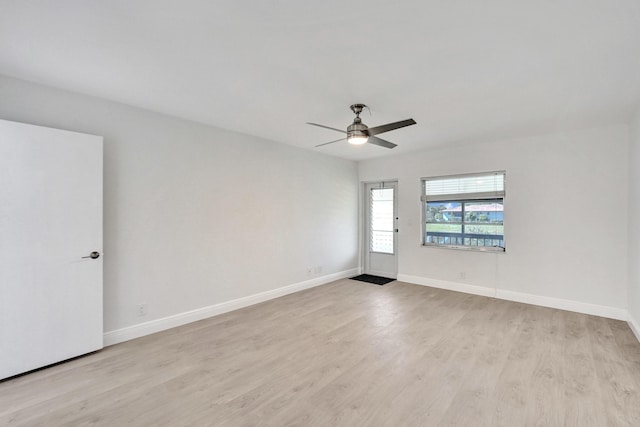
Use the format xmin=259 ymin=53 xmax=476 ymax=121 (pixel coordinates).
xmin=306 ymin=267 xmax=313 ymax=276
xmin=459 ymin=272 xmax=466 ymax=280
xmin=137 ymin=303 xmax=148 ymax=317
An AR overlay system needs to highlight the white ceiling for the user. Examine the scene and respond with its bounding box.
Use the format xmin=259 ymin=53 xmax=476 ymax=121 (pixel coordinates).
xmin=1 ymin=0 xmax=639 ymax=161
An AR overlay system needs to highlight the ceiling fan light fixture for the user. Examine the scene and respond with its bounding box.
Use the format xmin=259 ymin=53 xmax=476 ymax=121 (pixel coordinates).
xmin=347 ymin=117 xmax=369 ymax=145
xmin=347 ymin=134 xmax=369 ymax=145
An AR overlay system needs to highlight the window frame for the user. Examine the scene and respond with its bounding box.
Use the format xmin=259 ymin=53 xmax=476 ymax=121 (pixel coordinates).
xmin=421 ymin=171 xmax=506 ymax=253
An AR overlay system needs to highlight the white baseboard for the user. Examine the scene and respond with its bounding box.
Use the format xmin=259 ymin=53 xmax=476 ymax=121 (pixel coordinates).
xmin=103 ymin=268 xmax=358 ymax=347
xmin=397 ymin=274 xmax=627 ymax=321
xmin=495 ymin=289 xmax=627 ymax=321
xmin=397 ymin=274 xmax=496 ymax=298
xmin=629 ymin=313 xmax=640 ymax=343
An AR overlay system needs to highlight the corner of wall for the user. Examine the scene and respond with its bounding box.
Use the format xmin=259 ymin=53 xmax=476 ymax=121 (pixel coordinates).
xmin=628 ymin=311 xmax=640 ymax=344
xmin=629 ymin=105 xmax=640 ymax=342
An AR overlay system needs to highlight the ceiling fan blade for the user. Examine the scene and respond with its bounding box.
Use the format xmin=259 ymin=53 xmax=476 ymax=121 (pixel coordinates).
xmin=307 ymin=122 xmax=346 ymax=134
xmin=368 ymin=136 xmax=397 ymax=149
xmin=315 ymin=137 xmax=346 ymax=147
xmin=366 ymin=119 xmax=416 ymax=136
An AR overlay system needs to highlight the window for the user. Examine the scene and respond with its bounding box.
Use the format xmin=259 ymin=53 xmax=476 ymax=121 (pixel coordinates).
xmin=422 ymin=171 xmax=505 ymax=252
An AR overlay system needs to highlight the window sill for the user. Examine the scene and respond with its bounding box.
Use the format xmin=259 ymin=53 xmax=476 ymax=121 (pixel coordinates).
xmin=422 ymin=243 xmax=505 ymax=253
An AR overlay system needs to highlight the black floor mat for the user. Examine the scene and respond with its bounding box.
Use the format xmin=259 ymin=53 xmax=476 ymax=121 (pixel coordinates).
xmin=349 ymin=274 xmax=396 ymax=286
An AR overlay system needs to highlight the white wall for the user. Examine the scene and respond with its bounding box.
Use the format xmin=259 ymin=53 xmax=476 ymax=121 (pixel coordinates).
xmin=0 ymin=75 xmax=358 ymax=336
xmin=359 ymin=125 xmax=629 ymax=317
xmin=629 ymin=107 xmax=640 ymax=332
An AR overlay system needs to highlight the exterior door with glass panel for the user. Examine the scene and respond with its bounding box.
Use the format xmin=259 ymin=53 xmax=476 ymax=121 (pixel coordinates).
xmin=364 ymin=181 xmax=398 ymax=278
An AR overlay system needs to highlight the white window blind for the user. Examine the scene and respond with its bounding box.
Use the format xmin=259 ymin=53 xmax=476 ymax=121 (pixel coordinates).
xmin=423 ymin=172 xmax=505 ymax=202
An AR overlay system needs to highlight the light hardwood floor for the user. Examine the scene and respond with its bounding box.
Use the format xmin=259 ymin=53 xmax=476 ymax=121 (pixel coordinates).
xmin=1 ymin=279 xmax=640 ymax=426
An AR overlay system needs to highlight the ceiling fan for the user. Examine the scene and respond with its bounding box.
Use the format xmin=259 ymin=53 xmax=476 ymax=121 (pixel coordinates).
xmin=307 ymin=104 xmax=416 ymax=149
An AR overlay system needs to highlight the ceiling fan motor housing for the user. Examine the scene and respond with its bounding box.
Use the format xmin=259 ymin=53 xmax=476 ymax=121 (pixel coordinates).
xmin=347 ymin=118 xmax=369 ymax=139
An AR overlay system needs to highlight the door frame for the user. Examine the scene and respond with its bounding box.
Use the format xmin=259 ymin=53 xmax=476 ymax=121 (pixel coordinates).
xmin=362 ymin=180 xmax=398 ymax=278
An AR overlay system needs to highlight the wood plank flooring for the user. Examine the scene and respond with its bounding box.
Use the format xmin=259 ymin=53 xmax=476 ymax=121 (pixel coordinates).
xmin=1 ymin=279 xmax=640 ymax=426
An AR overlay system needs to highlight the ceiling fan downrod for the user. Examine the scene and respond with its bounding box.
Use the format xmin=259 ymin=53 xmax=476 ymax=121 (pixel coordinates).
xmin=350 ymin=103 xmax=366 ymax=117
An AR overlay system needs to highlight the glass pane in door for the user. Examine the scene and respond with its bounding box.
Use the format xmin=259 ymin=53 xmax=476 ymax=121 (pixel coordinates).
xmin=370 ymin=188 xmax=394 ymax=253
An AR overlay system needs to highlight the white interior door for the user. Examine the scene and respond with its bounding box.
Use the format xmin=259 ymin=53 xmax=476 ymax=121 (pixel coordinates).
xmin=0 ymin=119 xmax=103 ymax=380
xmin=364 ymin=181 xmax=398 ymax=278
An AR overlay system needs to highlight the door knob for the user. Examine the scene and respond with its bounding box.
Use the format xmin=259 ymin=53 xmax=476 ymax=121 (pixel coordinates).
xmin=82 ymin=251 xmax=100 ymax=259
